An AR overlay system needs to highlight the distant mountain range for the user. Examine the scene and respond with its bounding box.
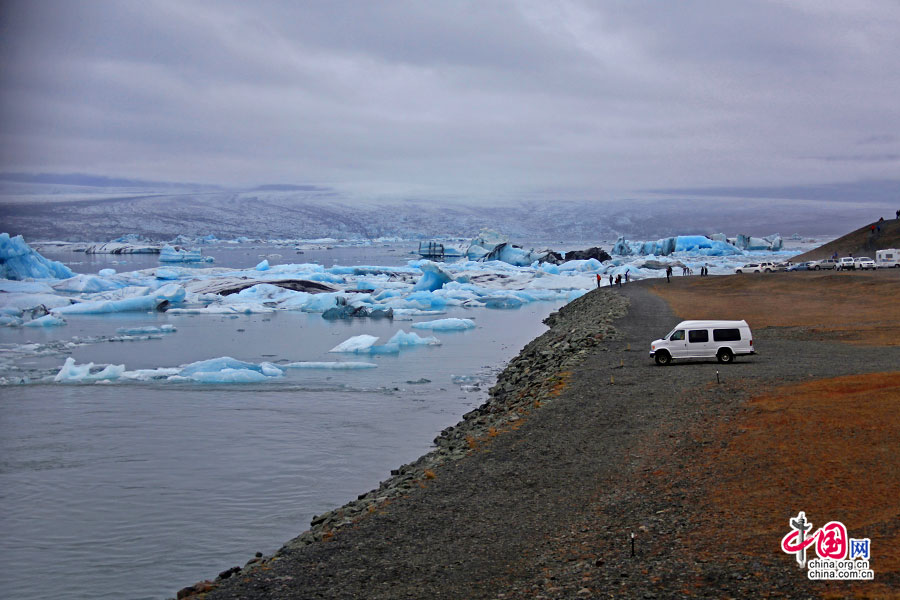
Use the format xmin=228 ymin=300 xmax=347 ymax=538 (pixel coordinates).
xmin=1 ymin=175 xmax=897 ymax=243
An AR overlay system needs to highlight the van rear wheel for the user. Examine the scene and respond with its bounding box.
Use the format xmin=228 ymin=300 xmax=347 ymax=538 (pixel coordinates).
xmin=654 ymin=352 xmax=671 ymax=366
xmin=717 ymin=349 xmax=734 ymax=364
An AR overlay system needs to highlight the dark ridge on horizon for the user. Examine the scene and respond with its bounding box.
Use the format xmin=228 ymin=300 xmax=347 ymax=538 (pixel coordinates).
xmin=647 ymin=179 xmax=900 ymax=203
xmin=251 ymin=184 xmax=333 ymax=192
xmin=0 ymin=172 xmax=220 ymax=190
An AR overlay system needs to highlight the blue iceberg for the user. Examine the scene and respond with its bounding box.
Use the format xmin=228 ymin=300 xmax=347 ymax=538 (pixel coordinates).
xmin=1 ymin=233 xmax=75 ymax=280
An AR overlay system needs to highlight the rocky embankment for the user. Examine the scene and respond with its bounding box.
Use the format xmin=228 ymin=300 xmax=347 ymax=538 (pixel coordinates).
xmin=176 ymin=289 xmax=628 ymax=598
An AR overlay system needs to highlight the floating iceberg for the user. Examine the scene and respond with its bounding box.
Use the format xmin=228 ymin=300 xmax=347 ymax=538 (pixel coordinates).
xmin=1 ymin=233 xmax=75 ymax=280
xmin=329 ymin=335 xmax=380 ymax=353
xmin=178 ymin=357 xmax=284 ymax=382
xmin=387 ymin=330 xmax=441 ymax=346
xmin=255 ymin=259 xmax=270 ymax=271
xmin=115 ymin=324 xmax=176 ymax=335
xmin=612 ymin=235 xmax=742 ymax=257
xmin=413 ymin=261 xmax=454 ymax=291
xmin=23 ymin=314 xmax=66 ymax=327
xmin=84 ymin=242 xmax=161 ymax=254
xmin=53 ymin=295 xmax=166 ymax=315
xmin=411 ymin=318 xmax=476 ymax=331
xmin=280 ymin=361 xmax=378 ymax=369
xmin=159 ymin=244 xmax=213 ymax=263
xmin=735 ymin=234 xmax=783 ymax=251
xmin=54 ymin=358 xmax=125 ymax=382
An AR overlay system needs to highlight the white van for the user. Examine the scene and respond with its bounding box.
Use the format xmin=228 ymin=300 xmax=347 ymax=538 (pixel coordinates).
xmin=650 ymin=320 xmax=754 ymax=365
xmin=875 ymin=249 xmax=900 ymax=268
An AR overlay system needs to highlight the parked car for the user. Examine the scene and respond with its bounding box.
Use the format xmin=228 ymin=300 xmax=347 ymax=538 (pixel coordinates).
xmin=787 ymin=261 xmax=815 ymax=271
xmin=735 ymin=261 xmax=777 ymax=274
xmin=774 ymin=262 xmax=792 ymax=271
xmin=836 ymin=257 xmax=856 ymax=270
xmin=813 ymin=258 xmax=838 ymax=270
xmin=650 ymin=320 xmax=755 ymax=365
xmin=854 ymin=257 xmax=876 ymax=270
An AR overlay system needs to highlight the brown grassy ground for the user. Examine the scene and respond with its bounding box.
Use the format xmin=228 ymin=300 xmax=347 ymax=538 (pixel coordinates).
xmin=649 ymin=271 xmax=900 ymax=345
xmin=650 ymin=273 xmax=900 ymax=597
xmin=679 ymin=373 xmax=900 ymax=598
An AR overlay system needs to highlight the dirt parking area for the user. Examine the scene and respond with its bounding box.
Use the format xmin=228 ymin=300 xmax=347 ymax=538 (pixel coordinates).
xmin=650 ymin=270 xmax=900 ymax=346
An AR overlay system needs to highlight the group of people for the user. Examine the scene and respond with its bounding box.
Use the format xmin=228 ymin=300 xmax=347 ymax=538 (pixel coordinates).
xmin=596 ymin=272 xmax=629 ymax=288
xmin=664 ymin=264 xmax=709 ymax=282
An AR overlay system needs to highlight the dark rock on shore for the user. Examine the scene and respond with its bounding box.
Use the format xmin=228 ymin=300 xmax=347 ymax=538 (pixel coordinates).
xmin=563 ymin=246 xmax=611 ymax=262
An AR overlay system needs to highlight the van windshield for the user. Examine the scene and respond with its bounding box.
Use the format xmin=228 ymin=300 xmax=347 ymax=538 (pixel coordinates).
xmin=668 ymin=330 xmax=685 ymax=341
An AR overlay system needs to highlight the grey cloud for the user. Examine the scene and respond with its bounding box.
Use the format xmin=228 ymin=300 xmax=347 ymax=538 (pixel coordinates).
xmin=1 ymin=0 xmax=899 ymax=196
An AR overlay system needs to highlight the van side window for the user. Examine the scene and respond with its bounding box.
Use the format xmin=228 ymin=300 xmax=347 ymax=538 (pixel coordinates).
xmin=713 ymin=328 xmax=741 ymax=342
xmin=688 ymin=330 xmax=708 ymax=343
xmin=670 ymin=330 xmax=685 ymax=341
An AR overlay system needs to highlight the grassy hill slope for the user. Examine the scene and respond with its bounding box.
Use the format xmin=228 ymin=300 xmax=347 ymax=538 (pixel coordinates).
xmin=794 ymin=217 xmax=900 ymax=261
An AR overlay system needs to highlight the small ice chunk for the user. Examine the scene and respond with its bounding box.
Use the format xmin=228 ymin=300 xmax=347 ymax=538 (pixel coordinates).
xmin=115 ymin=325 xmax=176 ymax=335
xmin=256 ymin=259 xmax=270 ymax=271
xmin=99 ymin=268 xmax=116 ymax=277
xmin=387 ymin=330 xmax=441 ymax=346
xmin=329 ymin=335 xmax=380 ymax=353
xmin=411 ymin=318 xmax=476 ymax=331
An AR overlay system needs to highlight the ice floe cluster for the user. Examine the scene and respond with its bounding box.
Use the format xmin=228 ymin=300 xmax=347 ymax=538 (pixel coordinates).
xmin=2 ymin=230 xmax=807 ymax=384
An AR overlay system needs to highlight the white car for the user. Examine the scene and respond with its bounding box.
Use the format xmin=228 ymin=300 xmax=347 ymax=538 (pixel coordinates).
xmin=836 ymin=257 xmax=856 ymax=270
xmin=854 ymin=257 xmax=876 ymax=270
xmin=650 ymin=320 xmax=755 ymax=365
xmin=735 ymin=261 xmax=777 ymax=274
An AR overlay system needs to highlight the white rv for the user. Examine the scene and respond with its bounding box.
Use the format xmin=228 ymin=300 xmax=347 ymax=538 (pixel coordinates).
xmin=650 ymin=320 xmax=754 ymax=365
xmin=875 ymin=249 xmax=900 ymax=268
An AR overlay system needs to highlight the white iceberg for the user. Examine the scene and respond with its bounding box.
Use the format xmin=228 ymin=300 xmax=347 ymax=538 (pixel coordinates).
xmin=329 ymin=335 xmax=380 ymax=353
xmin=159 ymin=244 xmax=212 ymax=263
xmin=411 ymin=318 xmax=476 ymax=331
xmin=387 ymin=330 xmax=441 ymax=346
xmin=55 ymin=358 xmax=125 ymax=382
xmin=1 ymin=233 xmax=75 ymax=280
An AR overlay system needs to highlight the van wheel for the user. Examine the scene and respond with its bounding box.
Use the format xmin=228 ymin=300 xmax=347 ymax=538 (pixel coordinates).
xmin=814 ymin=265 xmax=820 ymax=270
xmin=654 ymin=352 xmax=671 ymax=366
xmin=717 ymin=349 xmax=734 ymax=364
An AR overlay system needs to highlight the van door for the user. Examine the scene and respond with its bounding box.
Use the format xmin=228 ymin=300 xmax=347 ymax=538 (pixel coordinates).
xmin=668 ymin=329 xmax=687 ymax=357
xmin=687 ymin=329 xmax=710 ymax=357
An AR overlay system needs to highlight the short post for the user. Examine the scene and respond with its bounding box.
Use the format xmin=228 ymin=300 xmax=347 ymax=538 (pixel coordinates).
xmin=716 ymin=370 xmax=720 ymax=384
xmin=631 ymin=532 xmax=635 ymax=557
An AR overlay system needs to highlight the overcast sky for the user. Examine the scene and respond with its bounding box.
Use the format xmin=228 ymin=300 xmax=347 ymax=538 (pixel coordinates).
xmin=1 ymin=1 xmax=898 ymax=198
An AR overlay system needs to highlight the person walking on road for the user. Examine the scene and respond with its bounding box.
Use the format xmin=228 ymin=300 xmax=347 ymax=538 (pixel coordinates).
xmin=666 ymin=265 xmax=672 ymax=282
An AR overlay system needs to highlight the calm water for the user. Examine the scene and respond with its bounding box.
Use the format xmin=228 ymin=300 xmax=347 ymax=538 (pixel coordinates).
xmin=0 ymin=298 xmax=562 ymax=599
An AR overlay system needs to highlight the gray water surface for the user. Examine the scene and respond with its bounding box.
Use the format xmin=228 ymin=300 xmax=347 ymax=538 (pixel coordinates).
xmin=0 ymin=302 xmax=561 ymax=600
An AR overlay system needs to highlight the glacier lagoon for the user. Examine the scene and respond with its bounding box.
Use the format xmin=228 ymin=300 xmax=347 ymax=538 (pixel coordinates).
xmin=0 ymin=235 xmax=826 ymax=599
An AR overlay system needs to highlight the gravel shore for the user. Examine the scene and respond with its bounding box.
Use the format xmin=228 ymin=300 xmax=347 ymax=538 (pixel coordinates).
xmin=181 ymin=278 xmax=900 ymax=599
